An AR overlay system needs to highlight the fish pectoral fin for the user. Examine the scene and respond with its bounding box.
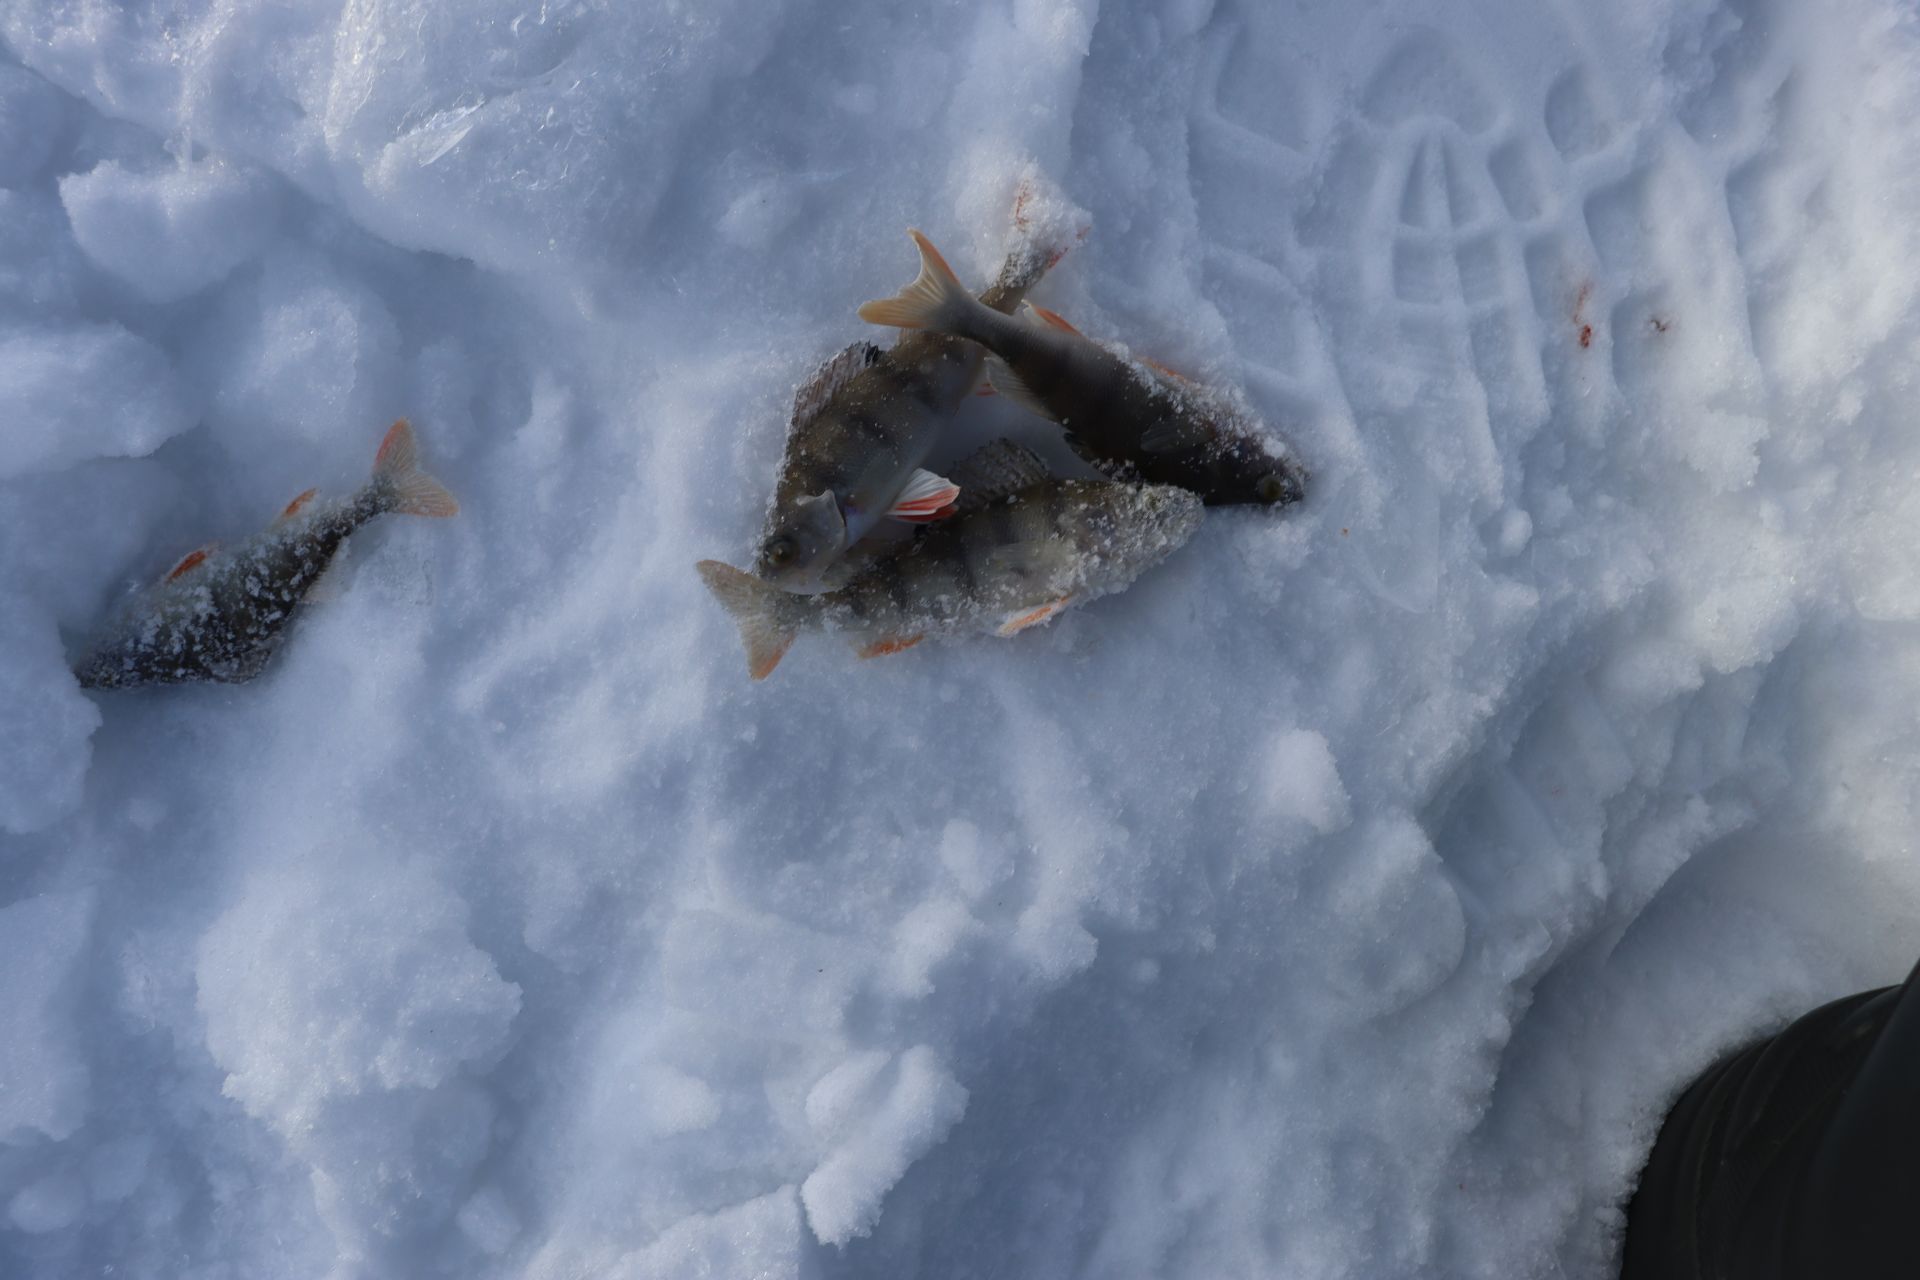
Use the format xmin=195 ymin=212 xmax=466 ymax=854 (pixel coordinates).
xmin=887 ymin=469 xmax=962 ymax=523
xmin=275 ymin=487 xmax=319 ymax=523
xmin=996 ymin=593 xmax=1077 ymax=637
xmin=984 ymin=357 xmax=1054 ymax=420
xmin=163 ymin=543 xmax=220 ymax=583
xmin=1138 ymin=418 xmax=1203 ymax=454
xmin=853 ymin=632 xmax=924 ymax=659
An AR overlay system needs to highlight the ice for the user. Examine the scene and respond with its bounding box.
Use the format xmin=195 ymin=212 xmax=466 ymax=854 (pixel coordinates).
xmin=799 ymin=1048 xmax=969 ymax=1247
xmin=60 ymin=154 xmax=281 ymax=302
xmin=4 ymin=0 xmax=1920 ymax=1276
xmin=0 ymin=324 xmax=195 ymax=478
xmin=0 ymin=890 xmax=93 ymax=1141
xmin=0 ymin=65 xmax=64 ymax=188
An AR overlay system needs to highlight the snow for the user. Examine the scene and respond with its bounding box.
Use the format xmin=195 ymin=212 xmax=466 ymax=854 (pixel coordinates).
xmin=4 ymin=0 xmax=1920 ymax=1276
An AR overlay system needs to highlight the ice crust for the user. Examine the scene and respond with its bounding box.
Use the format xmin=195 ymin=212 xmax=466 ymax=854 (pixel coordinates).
xmin=5 ymin=0 xmax=1920 ymax=1277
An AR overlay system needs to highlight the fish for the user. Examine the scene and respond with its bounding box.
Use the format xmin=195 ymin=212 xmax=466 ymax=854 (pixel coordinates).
xmin=73 ymin=419 xmax=458 ymax=689
xmin=754 ymin=239 xmax=1062 ymax=595
xmin=700 ymin=439 xmax=1203 ymax=679
xmin=858 ymin=230 xmax=1308 ymax=508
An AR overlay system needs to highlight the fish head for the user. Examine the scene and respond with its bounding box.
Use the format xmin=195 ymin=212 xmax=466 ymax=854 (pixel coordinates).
xmin=755 ymin=491 xmax=848 ymax=592
xmin=1207 ymin=439 xmax=1307 ymax=508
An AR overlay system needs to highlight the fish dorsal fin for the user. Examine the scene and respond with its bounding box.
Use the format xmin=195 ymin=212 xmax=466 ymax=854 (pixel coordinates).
xmin=163 ymin=543 xmax=218 ymax=583
xmin=952 ymin=438 xmax=1053 ymax=512
xmin=791 ymin=342 xmax=883 ymax=431
xmin=1025 ymin=303 xmax=1082 ymax=336
xmin=887 ymin=468 xmax=961 ymax=523
xmin=276 ymin=487 xmax=319 ymax=523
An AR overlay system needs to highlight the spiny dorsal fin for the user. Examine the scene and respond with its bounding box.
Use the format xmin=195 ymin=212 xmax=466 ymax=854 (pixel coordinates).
xmin=163 ymin=543 xmax=218 ymax=583
xmin=952 ymin=438 xmax=1054 ymax=513
xmin=276 ymin=487 xmax=319 ymax=523
xmin=791 ymin=342 xmax=883 ymax=432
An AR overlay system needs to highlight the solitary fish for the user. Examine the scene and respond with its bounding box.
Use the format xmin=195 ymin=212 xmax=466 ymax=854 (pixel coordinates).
xmin=701 ymin=440 xmax=1202 ymax=679
xmin=74 ymin=419 xmax=458 ymax=688
xmin=755 ymin=240 xmax=1063 ymax=594
xmin=858 ymin=230 xmax=1307 ymax=508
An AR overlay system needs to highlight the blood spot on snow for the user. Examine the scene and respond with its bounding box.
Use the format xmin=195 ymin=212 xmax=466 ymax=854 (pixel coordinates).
xmin=1572 ymin=280 xmax=1595 ymax=349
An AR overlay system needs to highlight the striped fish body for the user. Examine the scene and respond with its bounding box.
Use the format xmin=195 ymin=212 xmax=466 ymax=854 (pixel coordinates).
xmin=755 ymin=250 xmax=1051 ymax=593
xmin=74 ymin=419 xmax=458 ymax=689
xmin=768 ymin=330 xmax=979 ymax=547
xmin=75 ymin=498 xmax=375 ymax=688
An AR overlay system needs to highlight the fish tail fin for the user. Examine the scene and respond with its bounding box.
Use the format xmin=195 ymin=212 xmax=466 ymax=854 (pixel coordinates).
xmin=858 ymin=230 xmax=985 ymax=337
xmin=370 ymin=419 xmax=460 ymax=517
xmin=696 ymin=560 xmax=799 ymax=680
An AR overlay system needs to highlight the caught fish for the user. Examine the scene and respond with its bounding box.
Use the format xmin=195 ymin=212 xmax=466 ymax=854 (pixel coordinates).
xmin=858 ymin=230 xmax=1307 ymax=508
xmin=74 ymin=419 xmax=458 ymax=689
xmin=755 ymin=239 xmax=1063 ymax=594
xmin=700 ymin=439 xmax=1202 ymax=679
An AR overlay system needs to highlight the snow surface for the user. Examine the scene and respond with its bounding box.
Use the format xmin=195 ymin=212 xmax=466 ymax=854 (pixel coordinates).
xmin=5 ymin=0 xmax=1920 ymax=1276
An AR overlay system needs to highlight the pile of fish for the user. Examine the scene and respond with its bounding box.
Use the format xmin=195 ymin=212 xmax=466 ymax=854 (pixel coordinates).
xmin=67 ymin=209 xmax=1305 ymax=692
xmin=699 ymin=221 xmax=1307 ymax=680
xmin=73 ymin=419 xmax=458 ymax=689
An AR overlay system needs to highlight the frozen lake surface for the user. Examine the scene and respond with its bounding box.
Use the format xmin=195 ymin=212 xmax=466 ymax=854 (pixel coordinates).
xmin=4 ymin=0 xmax=1920 ymax=1275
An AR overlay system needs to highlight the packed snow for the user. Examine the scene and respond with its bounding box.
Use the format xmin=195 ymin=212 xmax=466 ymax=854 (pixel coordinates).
xmin=5 ymin=0 xmax=1920 ymax=1276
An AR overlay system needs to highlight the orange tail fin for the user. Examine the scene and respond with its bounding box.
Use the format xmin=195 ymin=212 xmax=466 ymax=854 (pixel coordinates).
xmin=371 ymin=419 xmax=459 ymax=517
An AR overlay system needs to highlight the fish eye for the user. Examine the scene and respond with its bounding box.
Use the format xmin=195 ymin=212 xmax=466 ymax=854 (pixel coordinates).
xmin=764 ymin=535 xmax=797 ymax=567
xmin=1255 ymin=474 xmax=1287 ymax=504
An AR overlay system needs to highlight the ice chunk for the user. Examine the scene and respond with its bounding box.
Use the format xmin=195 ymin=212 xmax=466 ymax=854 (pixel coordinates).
xmin=6 ymin=1170 xmax=85 ymax=1234
xmin=60 ymin=155 xmax=281 ymax=303
xmin=611 ymin=1187 xmax=812 ymax=1280
xmin=0 ymin=323 xmax=195 ymax=479
xmin=0 ymin=64 xmax=65 ymax=187
xmin=800 ymin=1046 xmax=967 ymax=1246
xmin=196 ymin=855 xmax=520 ymax=1129
xmin=0 ymin=608 xmax=97 ymax=835
xmin=456 ymin=1184 xmax=521 ymax=1256
xmin=0 ymin=889 xmax=94 ymax=1142
xmin=0 ymin=190 xmax=88 ymax=316
xmin=196 ymin=248 xmax=402 ymax=454
xmin=1253 ymin=728 xmax=1353 ymax=834
xmin=197 ymin=855 xmax=518 ymax=1259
